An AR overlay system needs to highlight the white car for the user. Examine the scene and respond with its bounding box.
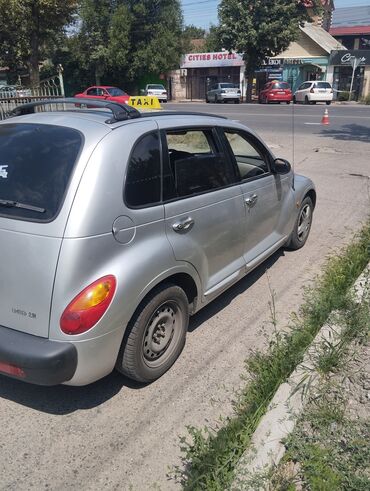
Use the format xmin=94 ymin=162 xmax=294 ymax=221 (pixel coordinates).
xmin=144 ymin=84 xmax=167 ymax=102
xmin=293 ymin=81 xmax=333 ymax=105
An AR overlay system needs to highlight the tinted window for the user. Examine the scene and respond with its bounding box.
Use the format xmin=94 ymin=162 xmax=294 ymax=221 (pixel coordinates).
xmin=220 ymin=83 xmax=237 ymax=89
xmin=272 ymin=82 xmax=290 ymax=89
xmin=314 ymin=82 xmax=331 ymax=89
xmin=86 ymin=88 xmax=98 ymax=95
xmin=125 ymin=132 xmax=161 ymax=207
xmin=165 ymin=129 xmax=235 ymax=198
xmin=147 ymin=85 xmax=165 ymax=90
xmin=107 ymin=87 xmax=126 ymax=96
xmin=224 ymin=130 xmax=269 ymax=180
xmin=0 ymin=123 xmax=82 ymax=221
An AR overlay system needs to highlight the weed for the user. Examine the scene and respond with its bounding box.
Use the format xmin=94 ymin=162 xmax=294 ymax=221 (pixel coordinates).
xmin=171 ymin=220 xmax=370 ymax=490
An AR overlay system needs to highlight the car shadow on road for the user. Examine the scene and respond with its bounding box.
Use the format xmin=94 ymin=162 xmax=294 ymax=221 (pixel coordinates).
xmin=0 ymin=250 xmax=284 ymax=415
xmin=319 ymin=123 xmax=370 ymax=143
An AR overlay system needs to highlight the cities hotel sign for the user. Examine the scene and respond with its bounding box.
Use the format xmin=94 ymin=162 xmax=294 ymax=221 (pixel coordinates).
xmin=181 ymin=52 xmax=245 ymax=68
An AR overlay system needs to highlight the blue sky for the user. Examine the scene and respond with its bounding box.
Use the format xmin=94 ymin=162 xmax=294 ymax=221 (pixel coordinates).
xmin=181 ymin=0 xmax=370 ymax=29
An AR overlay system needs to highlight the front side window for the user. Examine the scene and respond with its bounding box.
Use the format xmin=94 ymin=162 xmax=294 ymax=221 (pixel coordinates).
xmin=107 ymin=87 xmax=127 ymax=96
xmin=125 ymin=132 xmax=161 ymax=207
xmin=164 ymin=128 xmax=235 ymax=199
xmin=223 ymin=130 xmax=269 ymax=180
xmin=0 ymin=123 xmax=82 ymax=221
xmin=86 ymin=88 xmax=98 ymax=96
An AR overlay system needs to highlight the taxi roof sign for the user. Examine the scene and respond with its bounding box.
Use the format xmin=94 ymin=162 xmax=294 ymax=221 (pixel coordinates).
xmin=127 ymin=96 xmax=162 ymax=110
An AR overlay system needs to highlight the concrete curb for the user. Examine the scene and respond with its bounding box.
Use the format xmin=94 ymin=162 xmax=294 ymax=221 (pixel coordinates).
xmin=231 ymin=263 xmax=370 ymax=490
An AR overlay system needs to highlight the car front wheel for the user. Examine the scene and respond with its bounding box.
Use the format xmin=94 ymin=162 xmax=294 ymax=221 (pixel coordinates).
xmin=116 ymin=284 xmax=189 ymax=383
xmin=285 ymin=196 xmax=313 ymax=250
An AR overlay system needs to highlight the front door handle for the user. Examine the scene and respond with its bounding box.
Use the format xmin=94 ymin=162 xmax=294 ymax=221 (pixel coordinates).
xmin=245 ymin=194 xmax=258 ymax=207
xmin=172 ymin=217 xmax=194 ymax=232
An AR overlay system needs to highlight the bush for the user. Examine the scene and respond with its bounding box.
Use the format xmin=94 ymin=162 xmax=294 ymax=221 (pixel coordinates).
xmin=337 ymin=91 xmax=350 ymax=101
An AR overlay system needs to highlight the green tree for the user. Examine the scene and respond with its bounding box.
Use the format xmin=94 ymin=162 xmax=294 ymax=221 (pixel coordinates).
xmin=0 ymin=0 xmax=77 ymax=86
xmin=204 ymin=25 xmax=222 ymax=52
xmin=218 ymin=0 xmax=322 ymax=101
xmin=124 ymin=0 xmax=183 ymax=81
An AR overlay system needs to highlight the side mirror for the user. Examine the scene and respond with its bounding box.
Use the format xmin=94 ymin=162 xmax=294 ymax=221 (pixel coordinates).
xmin=272 ymin=158 xmax=291 ymax=175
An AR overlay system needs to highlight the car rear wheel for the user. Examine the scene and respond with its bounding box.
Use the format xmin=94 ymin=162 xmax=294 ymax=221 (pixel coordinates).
xmin=234 ymin=99 xmax=240 ymax=104
xmin=285 ymin=196 xmax=313 ymax=250
xmin=293 ymin=96 xmax=297 ymax=104
xmin=326 ymin=101 xmax=331 ymax=105
xmin=304 ymin=96 xmax=309 ymax=105
xmin=286 ymin=101 xmax=291 ymax=104
xmin=116 ymin=284 xmax=189 ymax=383
xmin=206 ymin=97 xmax=209 ymax=103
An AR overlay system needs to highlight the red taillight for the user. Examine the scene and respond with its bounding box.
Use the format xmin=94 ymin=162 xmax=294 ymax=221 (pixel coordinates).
xmin=310 ymin=88 xmax=314 ymax=93
xmin=60 ymin=275 xmax=116 ymax=335
xmin=0 ymin=361 xmax=25 ymax=378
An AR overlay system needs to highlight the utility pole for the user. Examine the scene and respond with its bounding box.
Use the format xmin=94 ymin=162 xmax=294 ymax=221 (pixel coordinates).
xmin=348 ymin=57 xmax=361 ymax=101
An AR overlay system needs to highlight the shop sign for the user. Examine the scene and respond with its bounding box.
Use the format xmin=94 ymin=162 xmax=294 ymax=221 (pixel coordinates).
xmin=330 ymin=50 xmax=370 ymax=66
xmin=181 ymin=52 xmax=244 ymax=68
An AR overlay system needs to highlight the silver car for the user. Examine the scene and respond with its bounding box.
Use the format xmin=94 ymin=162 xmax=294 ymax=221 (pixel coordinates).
xmin=206 ymin=83 xmax=241 ymax=103
xmin=0 ymin=99 xmax=315 ymax=386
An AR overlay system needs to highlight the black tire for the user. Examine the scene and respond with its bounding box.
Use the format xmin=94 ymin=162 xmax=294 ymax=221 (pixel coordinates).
xmin=304 ymin=96 xmax=309 ymax=105
xmin=234 ymin=99 xmax=240 ymax=104
xmin=116 ymin=284 xmax=189 ymax=383
xmin=326 ymin=101 xmax=331 ymax=105
xmin=285 ymin=196 xmax=313 ymax=250
xmin=215 ymin=95 xmax=219 ymax=103
xmin=286 ymin=101 xmax=291 ymax=105
xmin=206 ymin=97 xmax=210 ymax=103
xmin=293 ymin=96 xmax=297 ymax=104
xmin=311 ymin=101 xmax=316 ymax=105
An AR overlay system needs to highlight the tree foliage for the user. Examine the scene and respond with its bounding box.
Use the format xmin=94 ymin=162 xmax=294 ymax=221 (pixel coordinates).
xmin=70 ymin=0 xmax=183 ymax=87
xmin=0 ymin=0 xmax=77 ymax=85
xmin=218 ymin=0 xmax=322 ymax=100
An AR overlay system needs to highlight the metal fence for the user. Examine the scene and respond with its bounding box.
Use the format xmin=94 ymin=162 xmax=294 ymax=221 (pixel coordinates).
xmin=0 ymin=69 xmax=65 ymax=120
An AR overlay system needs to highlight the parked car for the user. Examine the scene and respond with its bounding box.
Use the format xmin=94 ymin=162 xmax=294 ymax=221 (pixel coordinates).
xmin=143 ymin=84 xmax=167 ymax=102
xmin=74 ymin=86 xmax=130 ymax=104
xmin=258 ymin=81 xmax=293 ymax=104
xmin=206 ymin=83 xmax=241 ymax=103
xmin=0 ymin=98 xmax=315 ymax=386
xmin=293 ymin=81 xmax=333 ymax=105
xmin=0 ymin=86 xmax=17 ymax=98
xmin=0 ymin=86 xmax=32 ymax=99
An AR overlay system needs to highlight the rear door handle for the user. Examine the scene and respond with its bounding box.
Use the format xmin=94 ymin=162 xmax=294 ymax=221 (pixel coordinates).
xmin=172 ymin=217 xmax=194 ymax=232
xmin=245 ymin=194 xmax=258 ymax=207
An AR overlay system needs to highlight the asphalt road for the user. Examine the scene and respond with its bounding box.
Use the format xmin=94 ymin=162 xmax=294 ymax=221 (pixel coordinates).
xmin=1 ymin=104 xmax=370 ymax=490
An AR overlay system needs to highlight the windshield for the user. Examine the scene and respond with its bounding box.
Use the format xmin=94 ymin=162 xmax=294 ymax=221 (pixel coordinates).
xmin=0 ymin=123 xmax=82 ymax=221
xmin=107 ymin=87 xmax=127 ymax=96
xmin=220 ymin=83 xmax=237 ymax=89
xmin=147 ymin=85 xmax=165 ymax=90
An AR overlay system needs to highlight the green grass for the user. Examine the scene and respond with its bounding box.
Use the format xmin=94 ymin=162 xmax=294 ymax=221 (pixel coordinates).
xmin=172 ymin=220 xmax=370 ymax=490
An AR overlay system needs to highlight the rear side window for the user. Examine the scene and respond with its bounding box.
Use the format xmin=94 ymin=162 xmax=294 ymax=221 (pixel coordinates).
xmin=0 ymin=123 xmax=82 ymax=221
xmin=125 ymin=132 xmax=161 ymax=207
xmin=164 ymin=129 xmax=236 ymax=199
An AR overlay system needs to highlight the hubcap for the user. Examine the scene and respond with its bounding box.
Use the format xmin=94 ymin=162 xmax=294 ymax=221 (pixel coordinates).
xmin=297 ymin=204 xmax=311 ymax=242
xmin=143 ymin=302 xmax=179 ymax=362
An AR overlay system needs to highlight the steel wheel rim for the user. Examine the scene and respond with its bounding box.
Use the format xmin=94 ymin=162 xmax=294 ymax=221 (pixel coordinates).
xmin=297 ymin=204 xmax=311 ymax=242
xmin=142 ymin=300 xmax=183 ymax=368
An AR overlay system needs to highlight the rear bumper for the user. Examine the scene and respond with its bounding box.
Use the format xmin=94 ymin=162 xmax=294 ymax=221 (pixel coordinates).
xmin=267 ymin=94 xmax=292 ymax=102
xmin=0 ymin=325 xmax=77 ymax=386
xmin=219 ymin=93 xmax=241 ymax=100
xmin=309 ymin=93 xmax=333 ymax=102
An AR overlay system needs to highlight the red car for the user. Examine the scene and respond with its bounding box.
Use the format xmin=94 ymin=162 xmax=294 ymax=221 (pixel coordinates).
xmin=258 ymin=81 xmax=292 ymax=104
xmin=74 ymin=86 xmax=130 ymax=104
